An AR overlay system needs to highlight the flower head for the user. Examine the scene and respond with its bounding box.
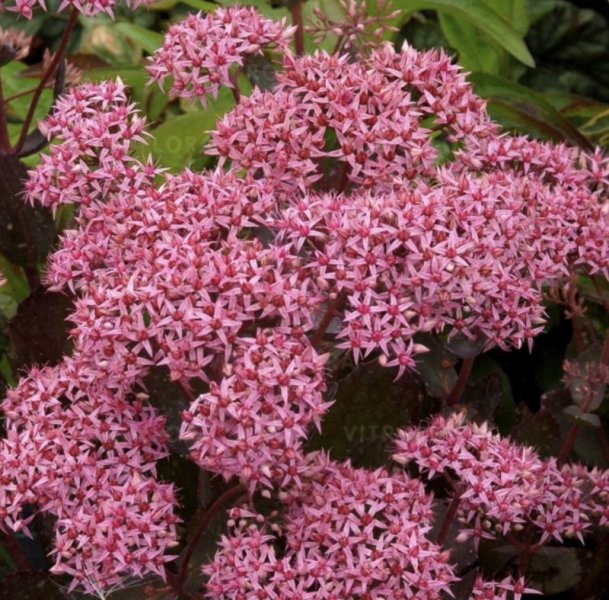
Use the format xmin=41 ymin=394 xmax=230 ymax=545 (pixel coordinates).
xmin=147 ymin=7 xmax=294 ymax=106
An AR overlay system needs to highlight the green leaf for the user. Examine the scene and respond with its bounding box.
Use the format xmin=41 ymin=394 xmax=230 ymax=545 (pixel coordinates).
xmin=80 ymin=21 xmax=143 ymax=66
xmin=486 ymin=0 xmax=530 ymax=35
xmin=146 ymin=90 xmax=234 ymax=172
xmin=180 ymin=0 xmax=219 ymax=10
xmin=394 ymin=0 xmax=534 ymax=67
xmin=0 ymin=355 xmax=15 ymax=387
xmin=582 ymin=106 xmax=609 ymax=145
xmin=114 ymin=22 xmax=164 ymax=54
xmin=82 ymin=66 xmax=150 ymax=89
xmin=243 ymin=55 xmax=278 ymax=91
xmin=468 ymin=72 xmax=592 ymax=147
xmin=0 ymin=255 xmax=29 ymax=302
xmin=0 ymin=292 xmax=18 ymax=320
xmin=438 ymin=13 xmax=503 ymax=74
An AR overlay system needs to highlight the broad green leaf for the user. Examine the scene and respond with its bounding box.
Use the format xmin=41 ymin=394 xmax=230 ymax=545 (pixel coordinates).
xmin=114 ymin=22 xmax=164 ymax=54
xmin=582 ymin=106 xmax=609 ymax=145
xmin=564 ymin=405 xmax=602 ymax=429
xmin=82 ymin=66 xmax=149 ymax=89
xmin=180 ymin=0 xmax=219 ymax=10
xmin=0 ymin=292 xmax=18 ymax=320
xmin=438 ymin=13 xmax=503 ymax=74
xmin=0 ymin=355 xmax=15 ymax=387
xmin=484 ymin=0 xmax=529 ymax=35
xmin=468 ymin=356 xmax=515 ymax=434
xmin=415 ymin=334 xmax=457 ymax=399
xmin=0 ymin=255 xmax=30 ymax=302
xmin=149 ymin=0 xmax=179 ymax=9
xmin=469 ymin=72 xmax=591 ymax=147
xmin=80 ymin=22 xmax=142 ymax=66
xmin=145 ymin=90 xmax=235 ymax=172
xmin=1 ymin=62 xmax=52 ymax=124
xmin=393 ymin=0 xmax=534 ymax=67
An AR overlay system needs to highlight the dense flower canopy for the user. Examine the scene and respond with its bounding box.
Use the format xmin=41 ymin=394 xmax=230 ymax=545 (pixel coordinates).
xmin=204 ymin=453 xmax=457 ymax=599
xmin=5 ymin=5 xmax=609 ymax=596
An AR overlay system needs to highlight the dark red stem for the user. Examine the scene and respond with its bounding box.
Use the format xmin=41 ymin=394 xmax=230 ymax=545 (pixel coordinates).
xmin=558 ymin=324 xmax=609 ymax=465
xmin=446 ymin=357 xmax=474 ymax=407
xmin=0 ymin=76 xmax=11 ymax=153
xmin=15 ymin=8 xmax=79 ymax=153
xmin=291 ymin=1 xmax=305 ymax=56
xmin=175 ymin=483 xmax=247 ymax=592
xmin=310 ymin=290 xmax=347 ymax=348
xmin=436 ymin=493 xmax=461 ymax=546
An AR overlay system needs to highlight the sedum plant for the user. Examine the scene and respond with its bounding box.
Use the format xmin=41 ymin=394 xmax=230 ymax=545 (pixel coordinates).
xmin=1 ymin=1 xmax=609 ymax=599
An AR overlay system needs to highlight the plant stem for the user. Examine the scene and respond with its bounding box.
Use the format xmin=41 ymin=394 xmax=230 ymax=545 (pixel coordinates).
xmin=228 ymin=71 xmax=241 ymax=104
xmin=446 ymin=357 xmax=474 ymax=407
xmin=436 ymin=493 xmax=461 ymax=546
xmin=518 ymin=528 xmax=535 ymax=576
xmin=0 ymin=74 xmax=12 ymax=153
xmin=557 ymin=423 xmax=580 ymax=466
xmin=291 ymin=1 xmax=304 ymax=56
xmin=557 ymin=323 xmax=609 ymax=465
xmin=15 ymin=8 xmax=78 ymax=153
xmin=175 ymin=483 xmax=247 ymax=592
xmin=310 ymin=290 xmax=347 ymax=348
xmin=3 ymin=86 xmax=39 ymax=105
xmin=178 ymin=378 xmax=195 ymax=402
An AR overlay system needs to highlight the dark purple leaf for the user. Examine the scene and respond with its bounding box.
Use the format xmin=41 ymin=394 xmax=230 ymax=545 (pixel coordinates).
xmin=0 ymin=155 xmax=55 ymax=268
xmin=307 ymin=361 xmax=438 ymax=467
xmin=0 ymin=572 xmax=65 ymax=600
xmin=528 ymin=546 xmax=583 ymax=595
xmin=445 ymin=332 xmax=487 ymax=360
xmin=512 ymin=408 xmax=562 ymax=457
xmin=243 ymin=55 xmax=277 ymax=91
xmin=7 ymin=288 xmax=72 ymax=370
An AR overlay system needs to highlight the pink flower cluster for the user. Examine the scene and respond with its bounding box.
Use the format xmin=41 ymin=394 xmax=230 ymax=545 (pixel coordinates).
xmin=25 ymin=80 xmax=147 ymax=212
xmin=0 ymin=359 xmax=178 ymax=592
xmin=147 ymin=7 xmax=294 ymax=106
xmin=394 ymin=412 xmax=609 ymax=548
xmin=181 ymin=331 xmax=330 ymax=491
xmin=470 ymin=576 xmax=538 ymax=600
xmin=2 ymin=0 xmax=147 ymax=19
xmin=205 ymin=453 xmax=456 ymax=599
xmin=210 ymin=45 xmax=493 ymax=194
